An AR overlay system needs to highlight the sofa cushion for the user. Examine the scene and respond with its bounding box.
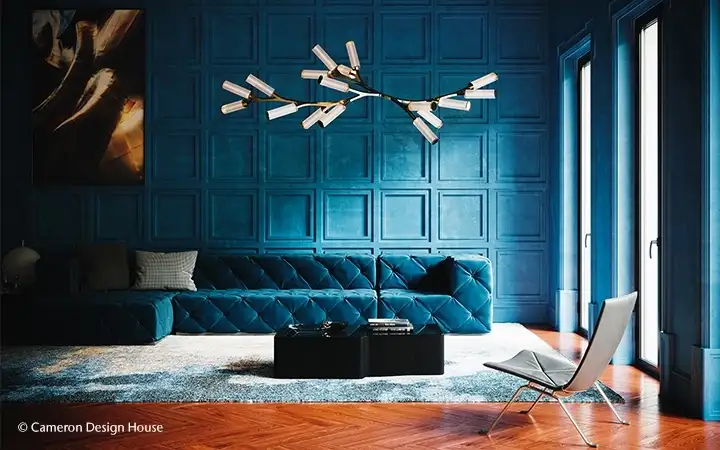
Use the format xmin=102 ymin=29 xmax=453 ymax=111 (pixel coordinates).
xmin=172 ymin=288 xmax=377 ymax=333
xmin=378 ymin=289 xmax=491 ymax=333
xmin=1 ymin=291 xmax=174 ymax=345
xmin=193 ymin=254 xmax=376 ymax=290
xmin=77 ymin=241 xmax=130 ymax=291
xmin=377 ymin=255 xmax=450 ymax=292
xmin=133 ymin=250 xmax=198 ymax=291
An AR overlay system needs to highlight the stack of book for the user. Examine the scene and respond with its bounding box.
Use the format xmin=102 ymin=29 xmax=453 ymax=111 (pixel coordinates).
xmin=367 ymin=318 xmax=414 ymax=335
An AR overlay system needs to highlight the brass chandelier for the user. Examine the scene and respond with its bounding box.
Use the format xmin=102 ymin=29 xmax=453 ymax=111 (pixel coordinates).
xmin=221 ymin=41 xmax=498 ymax=145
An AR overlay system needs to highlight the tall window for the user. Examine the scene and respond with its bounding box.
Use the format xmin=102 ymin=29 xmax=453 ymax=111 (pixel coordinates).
xmin=637 ymin=15 xmax=661 ymax=367
xmin=578 ymin=56 xmax=592 ymax=334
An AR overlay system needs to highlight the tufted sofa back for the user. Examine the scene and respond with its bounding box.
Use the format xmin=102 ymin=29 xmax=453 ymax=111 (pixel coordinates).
xmin=377 ymin=255 xmax=451 ymax=293
xmin=193 ymin=254 xmax=377 ymax=290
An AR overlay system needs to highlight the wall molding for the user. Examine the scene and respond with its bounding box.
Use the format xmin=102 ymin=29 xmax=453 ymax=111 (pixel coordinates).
xmin=556 ymin=30 xmax=591 ymax=332
xmin=701 ymin=0 xmax=720 ymax=350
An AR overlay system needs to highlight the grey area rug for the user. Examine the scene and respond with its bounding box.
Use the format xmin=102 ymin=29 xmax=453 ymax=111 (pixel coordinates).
xmin=0 ymin=324 xmax=624 ymax=404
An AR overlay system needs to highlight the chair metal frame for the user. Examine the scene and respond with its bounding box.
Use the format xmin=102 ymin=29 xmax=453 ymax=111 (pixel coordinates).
xmin=479 ymin=292 xmax=637 ymax=448
xmin=480 ymin=380 xmax=629 ymax=448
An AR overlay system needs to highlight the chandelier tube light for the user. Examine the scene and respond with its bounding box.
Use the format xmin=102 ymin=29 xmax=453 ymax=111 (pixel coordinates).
xmin=464 ymin=89 xmax=496 ymax=100
xmin=221 ymin=40 xmax=498 ymax=144
xmin=417 ymin=110 xmax=443 ymax=129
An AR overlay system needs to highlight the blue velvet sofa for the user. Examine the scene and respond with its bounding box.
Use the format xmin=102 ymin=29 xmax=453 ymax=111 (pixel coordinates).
xmin=2 ymin=253 xmax=492 ymax=345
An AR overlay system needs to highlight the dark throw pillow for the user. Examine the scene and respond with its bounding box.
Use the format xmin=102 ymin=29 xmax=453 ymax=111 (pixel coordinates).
xmin=78 ymin=242 xmax=130 ymax=291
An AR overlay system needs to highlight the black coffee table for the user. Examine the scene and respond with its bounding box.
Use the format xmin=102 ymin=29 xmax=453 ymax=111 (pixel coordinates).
xmin=274 ymin=324 xmax=444 ymax=379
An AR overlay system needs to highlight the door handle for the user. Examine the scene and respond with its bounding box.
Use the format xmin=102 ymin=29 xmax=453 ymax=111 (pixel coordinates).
xmin=584 ymin=233 xmax=591 ymax=248
xmin=649 ymin=238 xmax=659 ymax=259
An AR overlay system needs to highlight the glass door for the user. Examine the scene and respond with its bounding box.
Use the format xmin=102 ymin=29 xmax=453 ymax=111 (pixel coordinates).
xmin=638 ymin=17 xmax=660 ymax=367
xmin=579 ymin=57 xmax=592 ymax=334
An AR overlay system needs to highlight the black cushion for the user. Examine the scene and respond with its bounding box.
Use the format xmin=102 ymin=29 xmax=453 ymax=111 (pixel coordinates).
xmin=78 ymin=242 xmax=130 ymax=291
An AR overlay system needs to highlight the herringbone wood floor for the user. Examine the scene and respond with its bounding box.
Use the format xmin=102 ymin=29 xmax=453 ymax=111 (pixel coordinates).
xmin=2 ymin=329 xmax=719 ymax=449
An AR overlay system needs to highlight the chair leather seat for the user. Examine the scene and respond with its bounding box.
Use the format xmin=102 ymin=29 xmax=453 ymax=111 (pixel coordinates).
xmin=484 ymin=350 xmax=578 ymax=390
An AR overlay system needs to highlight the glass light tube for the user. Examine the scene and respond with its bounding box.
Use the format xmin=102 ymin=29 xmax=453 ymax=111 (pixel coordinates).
xmin=245 ymin=74 xmax=275 ymax=96
xmin=438 ymin=98 xmax=471 ymax=111
xmin=302 ymin=108 xmax=326 ymax=129
xmin=319 ymin=77 xmax=350 ymax=93
xmin=267 ymin=103 xmax=298 ymax=120
xmin=407 ymin=101 xmax=434 ymax=111
xmin=464 ymin=89 xmax=495 ymax=99
xmin=221 ymin=81 xmax=250 ymax=98
xmin=312 ymin=45 xmax=338 ymax=71
xmin=470 ymin=72 xmax=498 ymax=89
xmin=220 ymin=100 xmax=247 ymax=115
xmin=417 ymin=110 xmax=443 ymax=129
xmin=413 ymin=117 xmax=439 ymax=144
xmin=319 ymin=104 xmax=346 ymax=127
xmin=346 ymin=41 xmax=360 ymax=69
xmin=301 ymin=70 xmax=327 ymax=80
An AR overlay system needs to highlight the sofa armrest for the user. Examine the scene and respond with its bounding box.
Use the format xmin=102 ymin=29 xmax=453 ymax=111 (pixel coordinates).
xmin=449 ymin=255 xmax=493 ymax=328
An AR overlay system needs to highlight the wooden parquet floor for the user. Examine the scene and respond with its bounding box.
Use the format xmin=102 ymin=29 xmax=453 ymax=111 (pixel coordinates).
xmin=2 ymin=329 xmax=719 ymax=450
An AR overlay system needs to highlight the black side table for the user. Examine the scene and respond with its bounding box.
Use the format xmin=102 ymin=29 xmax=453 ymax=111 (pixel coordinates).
xmin=368 ymin=324 xmax=445 ymax=376
xmin=274 ymin=325 xmax=369 ymax=379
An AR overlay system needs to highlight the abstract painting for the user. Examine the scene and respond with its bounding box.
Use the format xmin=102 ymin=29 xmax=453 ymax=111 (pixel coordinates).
xmin=31 ymin=9 xmax=145 ymax=185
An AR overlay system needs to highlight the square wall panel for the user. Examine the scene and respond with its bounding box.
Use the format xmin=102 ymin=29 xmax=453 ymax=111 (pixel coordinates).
xmin=497 ymin=72 xmax=546 ymax=123
xmin=496 ymin=190 xmax=546 ymax=242
xmin=209 ymin=132 xmax=258 ymax=182
xmin=496 ymin=13 xmax=546 ymax=64
xmin=95 ymin=192 xmax=142 ymax=241
xmin=151 ymin=9 xmax=200 ymax=65
xmin=438 ymin=191 xmax=487 ymax=241
xmin=437 ymin=73 xmax=488 ymax=123
xmin=437 ymin=248 xmax=488 ymax=256
xmin=381 ymin=191 xmax=429 ymax=240
xmin=267 ymin=0 xmax=315 ymax=4
xmin=324 ymin=14 xmax=373 ymax=65
xmin=151 ymin=72 xmax=200 ymax=124
xmin=151 ymin=191 xmax=199 ymax=241
xmin=381 ymin=248 xmax=431 ymax=255
xmin=381 ymin=133 xmax=427 ymax=181
xmin=265 ymin=248 xmax=316 ymax=254
xmin=438 ymin=0 xmax=488 ymax=4
xmin=34 ymin=193 xmax=86 ymax=244
xmin=152 ymin=132 xmax=199 ymax=182
xmin=208 ymin=11 xmax=256 ymax=65
xmin=495 ymin=249 xmax=544 ymax=301
xmin=382 ymin=0 xmax=431 ymax=5
xmin=266 ymin=191 xmax=314 ymax=241
xmin=267 ymin=133 xmax=315 ymax=182
xmin=208 ymin=190 xmax=257 ymax=241
xmin=323 ymin=248 xmax=374 ymax=254
xmin=438 ymin=133 xmax=487 ymax=181
xmin=323 ymin=132 xmax=372 ymax=182
xmin=266 ymin=14 xmax=314 ymax=64
xmin=381 ymin=72 xmax=430 ymax=122
xmin=437 ymin=13 xmax=487 ymax=64
xmin=323 ymin=190 xmax=372 ymax=241
xmin=496 ymin=131 xmax=546 ymax=182
xmin=210 ymin=70 xmax=258 ymax=124
xmin=381 ymin=14 xmax=431 ymax=64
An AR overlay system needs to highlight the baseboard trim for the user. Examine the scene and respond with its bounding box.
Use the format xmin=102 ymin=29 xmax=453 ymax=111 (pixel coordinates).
xmin=692 ymin=346 xmax=720 ymax=421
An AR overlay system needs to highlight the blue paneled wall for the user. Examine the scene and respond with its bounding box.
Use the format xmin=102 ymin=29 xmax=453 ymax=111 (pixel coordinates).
xmin=1 ymin=0 xmax=550 ymax=323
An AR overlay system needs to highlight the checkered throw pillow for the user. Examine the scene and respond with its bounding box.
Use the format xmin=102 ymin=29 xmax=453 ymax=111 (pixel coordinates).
xmin=132 ymin=250 xmax=198 ymax=291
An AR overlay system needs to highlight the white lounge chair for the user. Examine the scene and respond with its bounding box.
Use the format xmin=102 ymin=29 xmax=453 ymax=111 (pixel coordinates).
xmin=480 ymin=292 xmax=638 ymax=447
